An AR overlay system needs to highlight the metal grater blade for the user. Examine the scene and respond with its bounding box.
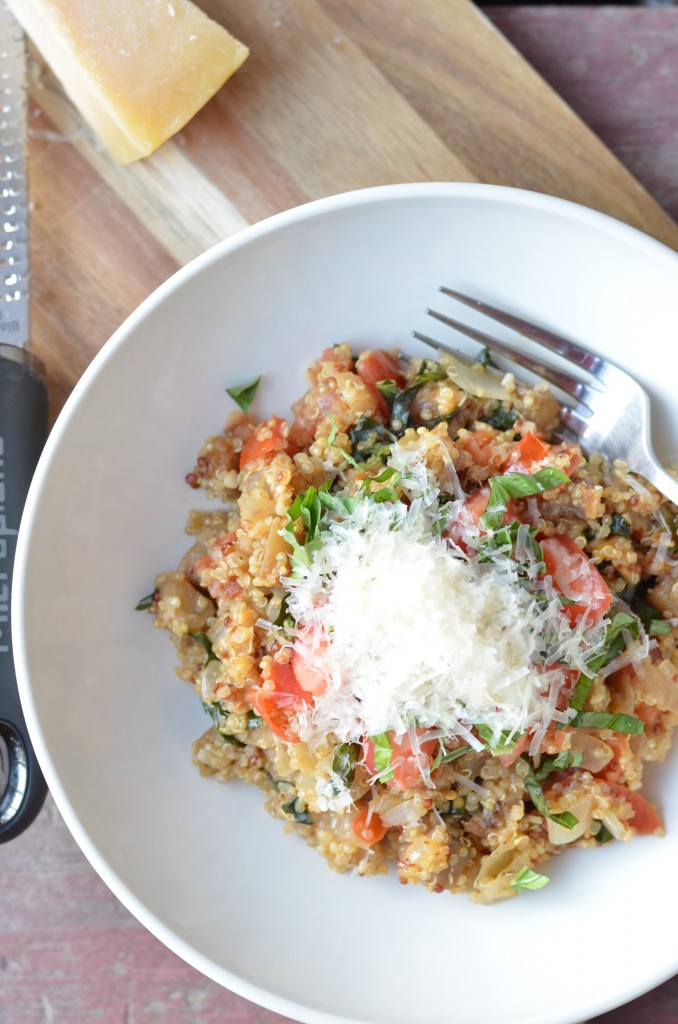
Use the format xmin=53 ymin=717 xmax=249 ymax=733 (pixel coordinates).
xmin=0 ymin=1 xmax=28 ymax=350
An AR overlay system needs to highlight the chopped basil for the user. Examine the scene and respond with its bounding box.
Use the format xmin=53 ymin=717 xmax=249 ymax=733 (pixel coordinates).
xmin=282 ymin=796 xmax=313 ymax=825
xmin=202 ymin=700 xmax=246 ymax=745
xmin=348 ymin=416 xmax=397 ymax=462
xmin=569 ymin=673 xmax=594 ymax=713
xmin=430 ymin=743 xmax=473 ymax=772
xmin=285 ymin=486 xmax=327 ymax=569
xmin=523 ymin=766 xmax=578 ymax=830
xmin=376 ymin=379 xmax=419 ymax=434
xmin=226 ymin=376 xmax=261 ymax=413
xmin=477 ymin=520 xmax=542 ymax=566
xmin=361 ymin=466 xmax=401 ymax=504
xmin=630 ymin=582 xmax=671 ymax=638
xmin=609 ymin=513 xmax=631 ymax=539
xmin=202 ymin=700 xmax=225 ymax=728
xmin=475 ymin=724 xmax=522 ymax=756
xmin=370 ymin=732 xmax=394 ymax=781
xmin=135 ymin=591 xmax=156 ymax=611
xmin=594 ymin=823 xmax=614 ymax=844
xmin=481 ymin=468 xmax=570 ymax=532
xmin=569 ymin=711 xmax=644 ymax=735
xmin=534 ymin=749 xmax=584 ymax=781
xmin=475 ymin=346 xmax=498 ymax=369
xmin=412 ymin=358 xmax=448 ymax=387
xmin=192 ymin=632 xmax=219 ymax=663
xmin=333 ymin=743 xmax=360 ymax=786
xmin=376 ymin=360 xmax=448 ymax=435
xmin=247 ymin=712 xmax=264 ymax=729
xmin=480 ymin=405 xmax=518 ymax=432
xmin=586 ymin=612 xmax=640 ymax=675
xmin=511 ymin=866 xmax=550 ymax=892
xmin=326 ymin=414 xmax=358 ymax=467
xmin=285 ymin=475 xmax=401 ymax=571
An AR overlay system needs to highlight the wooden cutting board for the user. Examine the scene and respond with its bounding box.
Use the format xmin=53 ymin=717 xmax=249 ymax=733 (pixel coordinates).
xmin=26 ymin=0 xmax=678 ymax=420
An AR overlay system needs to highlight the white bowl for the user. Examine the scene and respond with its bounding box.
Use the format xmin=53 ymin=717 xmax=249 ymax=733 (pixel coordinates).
xmin=14 ymin=183 xmax=678 ymax=1024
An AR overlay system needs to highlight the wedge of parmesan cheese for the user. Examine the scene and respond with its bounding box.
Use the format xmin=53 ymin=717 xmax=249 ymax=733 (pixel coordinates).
xmin=8 ymin=0 xmax=248 ymax=163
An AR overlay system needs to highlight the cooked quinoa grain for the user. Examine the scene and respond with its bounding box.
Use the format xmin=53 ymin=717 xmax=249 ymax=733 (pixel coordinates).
xmin=143 ymin=346 xmax=678 ymax=902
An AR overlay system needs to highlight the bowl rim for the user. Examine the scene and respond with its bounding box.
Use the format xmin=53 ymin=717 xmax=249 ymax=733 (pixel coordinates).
xmin=12 ymin=181 xmax=678 ymax=1024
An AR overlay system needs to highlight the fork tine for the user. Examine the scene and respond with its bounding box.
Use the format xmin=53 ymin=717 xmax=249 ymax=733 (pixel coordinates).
xmin=439 ymin=287 xmax=606 ymax=377
xmin=559 ymin=407 xmax=593 ymax=440
xmin=424 ymin=308 xmax=595 ymax=407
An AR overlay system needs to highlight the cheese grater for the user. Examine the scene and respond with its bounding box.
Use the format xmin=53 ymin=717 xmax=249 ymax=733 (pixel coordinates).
xmin=0 ymin=0 xmax=48 ymax=841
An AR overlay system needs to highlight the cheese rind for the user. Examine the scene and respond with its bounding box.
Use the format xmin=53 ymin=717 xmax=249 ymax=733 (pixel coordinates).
xmin=8 ymin=0 xmax=249 ymax=163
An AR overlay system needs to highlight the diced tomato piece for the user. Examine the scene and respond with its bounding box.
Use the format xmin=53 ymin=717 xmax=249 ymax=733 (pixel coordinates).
xmin=362 ymin=730 xmax=437 ymax=790
xmin=498 ymin=733 xmax=529 ymax=767
xmin=390 ymin=732 xmax=437 ymax=791
xmin=351 ymin=805 xmax=388 ymax=846
xmin=355 ymin=350 xmax=406 ymax=421
xmin=504 ymin=431 xmax=550 ymax=473
xmin=604 ymin=782 xmax=664 ymax=836
xmin=444 ymin=486 xmax=490 ymax=550
xmin=239 ymin=416 xmax=288 ymax=470
xmin=248 ymin=660 xmax=311 ymax=742
xmin=362 ymin=736 xmax=376 ymax=775
xmin=355 ymin=350 xmax=406 ymax=390
xmin=540 ymin=535 xmax=613 ymax=625
xmin=504 ymin=430 xmax=581 ymax=478
xmin=292 ymin=633 xmax=329 ymax=696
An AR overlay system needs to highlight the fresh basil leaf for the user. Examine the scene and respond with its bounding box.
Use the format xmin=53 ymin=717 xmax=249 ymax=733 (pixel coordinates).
xmin=650 ymin=619 xmax=672 ymax=636
xmin=282 ymin=796 xmax=313 ymax=825
xmin=333 ymin=743 xmax=360 ymax=786
xmin=192 ymin=632 xmax=219 ymax=663
xmin=523 ymin=766 xmax=578 ymax=830
xmin=609 ymin=513 xmax=631 ymax=539
xmin=370 ymin=732 xmax=394 ymax=781
xmin=482 ymin=468 xmax=570 ymax=531
xmin=226 ymin=376 xmax=261 ymax=413
xmin=135 ymin=591 xmax=156 ymax=611
xmin=511 ymin=866 xmax=550 ymax=892
xmin=534 ymin=749 xmax=584 ymax=781
xmin=569 ymin=711 xmax=644 ymax=735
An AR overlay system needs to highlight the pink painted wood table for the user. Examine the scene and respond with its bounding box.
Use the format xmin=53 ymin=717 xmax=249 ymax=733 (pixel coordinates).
xmin=2 ymin=7 xmax=678 ymax=1024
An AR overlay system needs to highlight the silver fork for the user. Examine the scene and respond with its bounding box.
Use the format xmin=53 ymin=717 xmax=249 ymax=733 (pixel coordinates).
xmin=413 ymin=286 xmax=678 ymax=508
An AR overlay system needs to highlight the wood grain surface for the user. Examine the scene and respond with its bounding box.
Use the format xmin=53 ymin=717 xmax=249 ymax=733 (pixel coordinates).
xmin=3 ymin=3 xmax=678 ymax=1023
xmin=24 ymin=0 xmax=678 ymax=421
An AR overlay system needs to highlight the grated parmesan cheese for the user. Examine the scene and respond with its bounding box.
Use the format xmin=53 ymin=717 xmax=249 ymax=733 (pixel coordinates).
xmin=285 ymin=445 xmax=608 ymax=750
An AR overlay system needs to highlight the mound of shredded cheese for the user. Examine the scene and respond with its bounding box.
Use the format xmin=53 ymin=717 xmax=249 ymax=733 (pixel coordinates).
xmin=286 ymin=446 xmax=608 ymax=755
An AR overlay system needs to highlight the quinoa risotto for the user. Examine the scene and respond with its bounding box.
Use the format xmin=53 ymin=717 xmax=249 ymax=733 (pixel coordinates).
xmin=140 ymin=344 xmax=678 ymax=902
